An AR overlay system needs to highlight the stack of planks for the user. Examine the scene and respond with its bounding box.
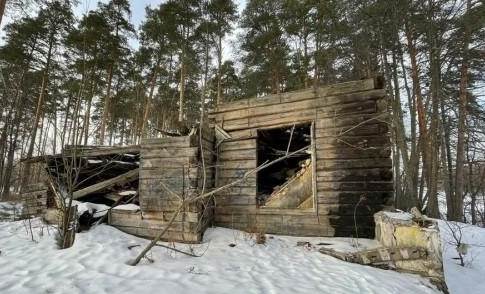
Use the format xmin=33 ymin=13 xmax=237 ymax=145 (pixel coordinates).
xmin=209 ymin=77 xmax=393 ymax=238
xmin=109 ymin=126 xmax=215 ymax=243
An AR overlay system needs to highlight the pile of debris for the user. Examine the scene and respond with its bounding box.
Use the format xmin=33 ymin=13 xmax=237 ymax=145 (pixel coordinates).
xmin=265 ymin=159 xmax=313 ymax=209
xmin=319 ymin=208 xmax=445 ymax=291
xmin=22 ymin=145 xmax=142 ymax=231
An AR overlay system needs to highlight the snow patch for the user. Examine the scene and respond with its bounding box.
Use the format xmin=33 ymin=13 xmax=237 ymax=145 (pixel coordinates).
xmin=0 ymin=202 xmax=23 ymax=220
xmin=383 ymin=210 xmax=414 ymax=221
xmin=114 ymin=204 xmax=140 ymax=211
xmin=71 ymin=200 xmax=110 ymax=218
xmin=439 ymin=221 xmax=485 ymax=294
xmin=118 ymin=190 xmax=137 ymax=196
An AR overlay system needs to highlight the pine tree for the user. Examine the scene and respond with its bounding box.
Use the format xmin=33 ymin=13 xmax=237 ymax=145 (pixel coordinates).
xmin=240 ymin=0 xmax=289 ymax=96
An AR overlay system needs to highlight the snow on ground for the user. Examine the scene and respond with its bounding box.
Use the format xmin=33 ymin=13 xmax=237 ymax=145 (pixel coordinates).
xmin=71 ymin=200 xmax=110 ymax=218
xmin=0 ymin=218 xmax=440 ymax=294
xmin=0 ymin=202 xmax=23 ymax=221
xmin=439 ymin=221 xmax=485 ymax=294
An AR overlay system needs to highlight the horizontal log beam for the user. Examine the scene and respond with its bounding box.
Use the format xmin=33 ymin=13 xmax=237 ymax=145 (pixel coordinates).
xmin=73 ymin=168 xmax=139 ymax=199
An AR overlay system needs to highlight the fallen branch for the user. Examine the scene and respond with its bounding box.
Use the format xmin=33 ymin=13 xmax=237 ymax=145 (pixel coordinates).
xmin=154 ymin=243 xmax=202 ymax=257
xmin=129 ymin=145 xmax=310 ymax=266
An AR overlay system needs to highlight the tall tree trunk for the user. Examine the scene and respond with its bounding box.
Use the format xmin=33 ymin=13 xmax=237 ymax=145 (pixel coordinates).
xmin=178 ymin=49 xmax=185 ymax=123
xmin=454 ymin=0 xmax=471 ymax=222
xmin=216 ymin=34 xmax=222 ymax=105
xmin=0 ymin=0 xmax=6 ymax=27
xmin=405 ymin=24 xmax=429 ymax=211
xmin=440 ymin=88 xmax=454 ymax=218
xmin=426 ymin=9 xmax=441 ymax=218
xmin=100 ymin=64 xmax=114 ymax=145
xmin=21 ymin=32 xmax=54 ymax=186
xmin=82 ymin=69 xmax=98 ymax=146
xmin=61 ymin=95 xmax=73 ymax=148
xmin=141 ymin=56 xmax=162 ymax=137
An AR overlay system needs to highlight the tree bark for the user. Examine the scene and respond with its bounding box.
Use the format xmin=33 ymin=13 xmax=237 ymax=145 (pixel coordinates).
xmin=216 ymin=35 xmax=222 ymax=105
xmin=453 ymin=0 xmax=471 ymax=222
xmin=405 ymin=24 xmax=428 ymax=211
xmin=0 ymin=0 xmax=6 ymax=28
xmin=426 ymin=16 xmax=441 ymax=218
xmin=100 ymin=64 xmax=114 ymax=145
xmin=178 ymin=47 xmax=185 ymax=123
xmin=23 ymin=29 xmax=55 ymax=185
xmin=141 ymin=56 xmax=162 ymax=137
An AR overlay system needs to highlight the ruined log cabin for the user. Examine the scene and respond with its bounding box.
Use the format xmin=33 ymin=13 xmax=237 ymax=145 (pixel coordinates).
xmin=26 ymin=77 xmax=392 ymax=242
xmin=108 ymin=77 xmax=393 ymax=242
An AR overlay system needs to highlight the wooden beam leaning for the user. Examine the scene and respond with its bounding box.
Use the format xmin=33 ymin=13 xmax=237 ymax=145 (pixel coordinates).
xmin=73 ymin=168 xmax=139 ymax=199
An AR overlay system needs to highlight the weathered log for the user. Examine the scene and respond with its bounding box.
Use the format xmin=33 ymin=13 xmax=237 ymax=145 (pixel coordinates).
xmin=265 ymin=160 xmax=313 ymax=209
xmin=73 ymin=168 xmax=139 ymax=199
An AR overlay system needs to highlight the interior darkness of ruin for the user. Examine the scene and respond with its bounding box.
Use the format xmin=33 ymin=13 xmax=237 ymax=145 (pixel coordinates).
xmin=256 ymin=123 xmax=312 ymax=206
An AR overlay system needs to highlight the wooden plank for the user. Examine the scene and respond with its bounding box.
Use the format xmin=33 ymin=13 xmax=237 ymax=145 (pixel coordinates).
xmin=217 ymin=101 xmax=382 ymax=136
xmin=219 ymin=149 xmax=256 ymax=160
xmin=316 ymin=113 xmax=389 ymax=130
xmin=315 ymin=88 xmax=385 ymax=106
xmin=217 ymin=195 xmax=257 ymax=205
xmin=214 ymin=89 xmax=384 ymax=124
xmin=215 ymin=95 xmax=316 ymax=121
xmin=219 ymin=139 xmax=256 ymax=151
xmin=316 ymin=168 xmax=393 ymax=182
xmin=217 ymin=109 xmax=316 ymax=131
xmin=317 ymin=191 xmax=392 ymax=205
xmin=140 ymin=157 xmax=196 ymax=168
xmin=215 ymin=186 xmax=256 ymax=195
xmin=217 ymin=176 xmax=257 ymax=186
xmin=316 ymin=147 xmax=391 ymax=160
xmin=220 ymin=159 xmax=257 ymax=169
xmin=317 ymin=100 xmax=376 ymax=118
xmin=212 ymin=78 xmax=378 ymax=114
xmin=316 ymin=181 xmax=394 ymax=192
xmin=73 ymin=168 xmax=139 ymax=199
xmin=316 ymin=123 xmax=387 ymax=138
xmin=315 ymin=135 xmax=390 ymax=150
xmin=141 ymin=136 xmax=193 ymax=145
xmin=317 ymin=158 xmax=392 ymax=170
xmin=141 ymin=147 xmax=198 ymax=159
xmin=139 ymin=168 xmax=199 ymax=179
xmin=64 ymin=145 xmax=140 ymax=157
xmin=227 ymin=129 xmax=258 ymax=140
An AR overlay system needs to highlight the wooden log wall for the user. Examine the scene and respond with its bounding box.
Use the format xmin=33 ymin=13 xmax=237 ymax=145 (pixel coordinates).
xmin=209 ymin=77 xmax=393 ymax=238
xmin=110 ymin=127 xmax=215 ymax=243
xmin=20 ymin=183 xmax=48 ymax=217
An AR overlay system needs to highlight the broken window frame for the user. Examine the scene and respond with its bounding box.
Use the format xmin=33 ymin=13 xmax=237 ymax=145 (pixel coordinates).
xmin=255 ymin=121 xmax=317 ymax=213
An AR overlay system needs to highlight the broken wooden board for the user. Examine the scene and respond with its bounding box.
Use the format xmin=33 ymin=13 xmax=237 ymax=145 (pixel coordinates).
xmin=264 ymin=160 xmax=313 ymax=209
xmin=318 ymin=246 xmax=428 ymax=265
xmin=73 ymin=168 xmax=139 ymax=199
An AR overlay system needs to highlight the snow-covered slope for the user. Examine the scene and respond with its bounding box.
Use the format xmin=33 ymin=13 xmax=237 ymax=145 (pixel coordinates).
xmin=439 ymin=221 xmax=485 ymax=294
xmin=0 ymin=218 xmax=440 ymax=294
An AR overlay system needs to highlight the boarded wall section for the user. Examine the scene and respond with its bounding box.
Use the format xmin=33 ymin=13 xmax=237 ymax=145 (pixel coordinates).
xmin=210 ymin=77 xmax=393 ymax=237
xmin=109 ymin=127 xmax=215 ymax=243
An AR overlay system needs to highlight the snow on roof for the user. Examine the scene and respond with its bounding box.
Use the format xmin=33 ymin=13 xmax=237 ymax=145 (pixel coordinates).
xmin=118 ymin=190 xmax=137 ymax=196
xmin=383 ymin=211 xmax=414 ymax=221
xmin=113 ymin=204 xmax=140 ymax=211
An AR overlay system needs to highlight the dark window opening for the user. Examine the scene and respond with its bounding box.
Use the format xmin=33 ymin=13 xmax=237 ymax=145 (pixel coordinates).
xmin=257 ymin=123 xmax=313 ymax=209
